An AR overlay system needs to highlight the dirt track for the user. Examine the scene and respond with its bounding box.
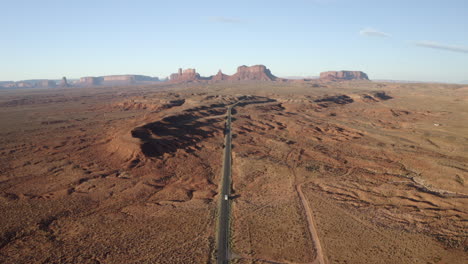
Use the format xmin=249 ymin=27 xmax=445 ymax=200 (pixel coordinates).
xmin=296 ymin=182 xmax=326 ymax=264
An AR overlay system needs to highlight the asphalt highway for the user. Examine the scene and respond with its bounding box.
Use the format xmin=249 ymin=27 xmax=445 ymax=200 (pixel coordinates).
xmin=216 ymin=104 xmax=234 ymax=264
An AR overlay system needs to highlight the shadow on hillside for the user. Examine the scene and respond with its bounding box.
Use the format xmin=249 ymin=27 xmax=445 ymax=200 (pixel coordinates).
xmin=131 ymin=113 xmax=222 ymax=157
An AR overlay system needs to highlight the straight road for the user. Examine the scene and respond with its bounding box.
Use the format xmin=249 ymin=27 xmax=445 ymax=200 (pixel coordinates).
xmin=217 ymin=104 xmax=235 ymax=264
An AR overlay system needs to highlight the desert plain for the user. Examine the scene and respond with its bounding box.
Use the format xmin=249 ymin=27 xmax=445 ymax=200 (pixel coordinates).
xmin=0 ymin=80 xmax=467 ymax=263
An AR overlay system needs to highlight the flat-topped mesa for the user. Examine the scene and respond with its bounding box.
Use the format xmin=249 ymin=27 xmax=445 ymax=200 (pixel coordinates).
xmin=103 ymin=75 xmax=136 ymax=83
xmin=102 ymin=75 xmax=159 ymax=84
xmin=229 ymin=65 xmax=277 ymax=81
xmin=77 ymin=75 xmax=159 ymax=86
xmin=79 ymin=77 xmax=103 ymax=86
xmin=170 ymin=68 xmax=201 ymax=82
xmin=320 ymin=71 xmax=369 ymax=81
xmin=10 ymin=79 xmax=57 ymax=88
xmin=36 ymin=80 xmax=57 ymax=88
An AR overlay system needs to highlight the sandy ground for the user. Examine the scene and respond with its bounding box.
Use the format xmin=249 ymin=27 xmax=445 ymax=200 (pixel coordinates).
xmin=0 ymin=81 xmax=467 ymax=263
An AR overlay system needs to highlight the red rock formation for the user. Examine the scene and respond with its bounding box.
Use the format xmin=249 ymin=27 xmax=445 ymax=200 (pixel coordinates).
xmin=319 ymin=71 xmax=369 ymax=81
xmin=170 ymin=68 xmax=201 ymax=82
xmin=169 ymin=65 xmax=278 ymax=83
xmin=211 ymin=70 xmax=229 ymax=81
xmin=228 ymin=65 xmax=277 ymax=81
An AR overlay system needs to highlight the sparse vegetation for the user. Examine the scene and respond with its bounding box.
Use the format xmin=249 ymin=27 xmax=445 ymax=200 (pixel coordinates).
xmin=0 ymin=81 xmax=467 ymax=263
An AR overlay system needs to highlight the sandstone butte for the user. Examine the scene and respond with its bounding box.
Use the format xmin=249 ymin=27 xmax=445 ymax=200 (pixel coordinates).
xmin=228 ymin=65 xmax=278 ymax=81
xmin=169 ymin=64 xmax=278 ymax=83
xmin=60 ymin=77 xmax=69 ymax=87
xmin=169 ymin=68 xmax=202 ymax=82
xmin=211 ymin=70 xmax=230 ymax=81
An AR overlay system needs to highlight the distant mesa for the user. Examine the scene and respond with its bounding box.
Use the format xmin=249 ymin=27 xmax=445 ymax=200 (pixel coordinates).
xmin=228 ymin=65 xmax=277 ymax=81
xmin=0 ymin=79 xmax=57 ymax=89
xmin=0 ymin=81 xmax=14 ymax=89
xmin=320 ymin=71 xmax=369 ymax=81
xmin=38 ymin=80 xmax=57 ymax=88
xmin=77 ymin=75 xmax=160 ymax=86
xmin=79 ymin=76 xmax=102 ymax=86
xmin=0 ymin=74 xmax=161 ymax=89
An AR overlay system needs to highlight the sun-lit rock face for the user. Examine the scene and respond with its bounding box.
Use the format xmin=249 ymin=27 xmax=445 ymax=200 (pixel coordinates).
xmin=170 ymin=68 xmax=201 ymax=82
xmin=211 ymin=70 xmax=229 ymax=81
xmin=319 ymin=71 xmax=369 ymax=81
xmin=229 ymin=65 xmax=277 ymax=81
xmin=169 ymin=65 xmax=278 ymax=83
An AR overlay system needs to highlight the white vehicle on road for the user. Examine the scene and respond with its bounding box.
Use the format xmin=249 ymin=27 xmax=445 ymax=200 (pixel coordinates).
xmin=224 ymin=195 xmax=228 ymax=200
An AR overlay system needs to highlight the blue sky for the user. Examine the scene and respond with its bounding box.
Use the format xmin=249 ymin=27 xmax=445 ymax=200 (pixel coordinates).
xmin=1 ymin=0 xmax=467 ymax=83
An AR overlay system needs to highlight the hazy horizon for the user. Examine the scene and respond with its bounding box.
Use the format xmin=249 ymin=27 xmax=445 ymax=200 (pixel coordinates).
xmin=2 ymin=0 xmax=467 ymax=83
xmin=2 ymin=70 xmax=467 ymax=85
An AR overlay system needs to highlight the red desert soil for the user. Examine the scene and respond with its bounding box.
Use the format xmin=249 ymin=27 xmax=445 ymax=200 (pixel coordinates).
xmin=0 ymin=81 xmax=467 ymax=263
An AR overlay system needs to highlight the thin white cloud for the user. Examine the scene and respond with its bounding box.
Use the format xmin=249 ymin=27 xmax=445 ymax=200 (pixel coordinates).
xmin=359 ymin=28 xmax=391 ymax=38
xmin=209 ymin=16 xmax=243 ymax=24
xmin=415 ymin=41 xmax=468 ymax=54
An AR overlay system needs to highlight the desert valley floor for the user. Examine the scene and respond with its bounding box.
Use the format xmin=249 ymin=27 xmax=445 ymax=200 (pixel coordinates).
xmin=0 ymin=81 xmax=467 ymax=263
